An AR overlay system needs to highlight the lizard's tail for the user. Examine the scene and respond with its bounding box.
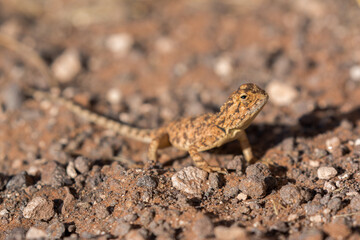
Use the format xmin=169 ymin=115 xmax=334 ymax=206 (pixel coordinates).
xmin=26 ymin=87 xmax=157 ymax=143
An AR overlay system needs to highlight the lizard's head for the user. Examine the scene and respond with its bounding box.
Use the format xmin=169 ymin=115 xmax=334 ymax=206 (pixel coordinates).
xmin=217 ymin=83 xmax=268 ymax=130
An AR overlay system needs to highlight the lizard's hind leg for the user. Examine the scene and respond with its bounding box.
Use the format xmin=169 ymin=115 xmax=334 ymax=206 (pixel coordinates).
xmin=147 ymin=133 xmax=171 ymax=169
xmin=188 ymin=146 xmax=227 ymax=174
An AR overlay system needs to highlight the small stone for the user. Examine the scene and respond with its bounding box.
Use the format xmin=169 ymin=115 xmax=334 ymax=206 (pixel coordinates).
xmin=1 ymin=83 xmax=23 ymax=111
xmin=95 ymin=204 xmax=110 ymax=219
xmin=349 ymin=65 xmax=360 ymax=82
xmin=350 ymin=195 xmax=360 ymax=211
xmin=66 ymin=161 xmax=77 ymax=178
xmin=279 ymin=184 xmax=303 ymax=206
xmin=226 ymin=155 xmax=244 ymax=174
xmin=6 ymin=171 xmax=33 ymax=190
xmin=139 ymin=209 xmax=155 ymax=226
xmin=0 ymin=209 xmax=9 ymax=218
xmin=125 ymin=229 xmax=147 ymax=240
xmin=47 ymin=220 xmax=65 ymax=239
xmin=214 ymin=225 xmax=248 ymax=240
xmin=287 ymin=214 xmax=298 ymax=221
xmin=246 ymin=163 xmax=271 ymax=177
xmin=313 ymin=148 xmax=328 ymax=159
xmin=208 ymin=173 xmax=221 ymax=190
xmin=299 ymin=228 xmax=324 ymax=240
xmin=237 ymin=193 xmax=248 ymax=201
xmin=74 ymin=156 xmax=90 ymax=174
xmin=112 ymin=221 xmax=131 ymax=237
xmin=223 ymin=178 xmax=240 ymax=198
xmin=136 ymin=175 xmax=157 ymax=189
xmin=41 ymin=161 xmax=70 ymax=187
xmin=192 ymin=214 xmax=214 ymax=239
xmin=325 ymin=137 xmax=341 ymax=152
xmin=266 ymin=81 xmax=298 ymax=106
xmin=23 ymin=197 xmax=54 ymax=221
xmin=324 ymin=181 xmax=336 ymax=191
xmin=171 ymin=167 xmax=208 ymax=195
xmin=355 ymin=138 xmax=360 ymax=146
xmin=317 ymin=166 xmax=337 ymax=180
xmin=106 ymin=33 xmax=133 ymax=55
xmin=239 ymin=175 xmax=267 ymax=199
xmin=304 ymin=202 xmax=322 ymax=216
xmin=155 ymin=37 xmax=174 ymax=54
xmin=51 ymin=48 xmax=82 ymax=83
xmin=327 ymin=197 xmax=342 ymax=212
xmin=309 ymin=214 xmax=323 ymax=222
xmin=214 ymin=57 xmax=233 ymax=78
xmin=309 ymin=160 xmax=320 ymax=167
xmin=323 ymin=222 xmax=351 ymax=239
xmin=26 ymin=227 xmax=47 ymax=239
xmin=106 ymin=88 xmax=123 ymax=105
xmin=5 ymin=227 xmax=26 ymax=240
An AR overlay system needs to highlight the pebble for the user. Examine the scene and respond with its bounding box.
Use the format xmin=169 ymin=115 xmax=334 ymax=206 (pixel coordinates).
xmin=106 ymin=88 xmax=123 ymax=105
xmin=226 ymin=155 xmax=244 ymax=174
xmin=326 ymin=137 xmax=341 ymax=152
xmin=323 ymin=222 xmax=351 ymax=239
xmin=171 ymin=167 xmax=208 ymax=195
xmin=155 ymin=37 xmax=175 ymax=54
xmin=298 ymin=228 xmax=323 ymax=240
xmin=26 ymin=227 xmax=47 ymax=239
xmin=192 ymin=214 xmax=214 ymax=239
xmin=239 ymin=175 xmax=267 ymax=199
xmin=313 ymin=148 xmax=328 ymax=159
xmin=223 ymin=178 xmax=240 ymax=198
xmin=23 ymin=196 xmax=54 ymax=221
xmin=317 ymin=166 xmax=337 ymax=180
xmin=74 ymin=156 xmax=90 ymax=174
xmin=324 ymin=181 xmax=336 ymax=191
xmin=136 ymin=175 xmax=158 ymax=189
xmin=124 ymin=229 xmax=147 ymax=240
xmin=349 ymin=65 xmax=360 ymax=82
xmin=214 ymin=226 xmax=248 ymax=240
xmin=1 ymin=83 xmax=23 ymax=111
xmin=279 ymin=184 xmax=303 ymax=206
xmin=66 ymin=161 xmax=78 ymax=178
xmin=246 ymin=162 xmax=271 ymax=177
xmin=41 ymin=161 xmax=70 ymax=187
xmin=327 ymin=197 xmax=342 ymax=212
xmin=266 ymin=81 xmax=298 ymax=106
xmin=214 ymin=56 xmax=233 ymax=78
xmin=208 ymin=172 xmax=221 ymax=190
xmin=237 ymin=193 xmax=248 ymax=201
xmin=51 ymin=48 xmax=82 ymax=83
xmin=95 ymin=204 xmax=110 ymax=219
xmin=47 ymin=219 xmax=66 ymax=239
xmin=350 ymin=195 xmax=360 ymax=211
xmin=304 ymin=202 xmax=322 ymax=216
xmin=105 ymin=33 xmax=133 ymax=55
xmin=6 ymin=171 xmax=33 ymax=190
xmin=112 ymin=221 xmax=131 ymax=237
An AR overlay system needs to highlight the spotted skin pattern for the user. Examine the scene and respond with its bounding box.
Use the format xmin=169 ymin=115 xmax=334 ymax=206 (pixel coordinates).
xmin=29 ymin=83 xmax=268 ymax=174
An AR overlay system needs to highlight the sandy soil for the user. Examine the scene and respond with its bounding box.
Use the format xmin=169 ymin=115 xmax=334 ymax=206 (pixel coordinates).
xmin=0 ymin=0 xmax=360 ymax=239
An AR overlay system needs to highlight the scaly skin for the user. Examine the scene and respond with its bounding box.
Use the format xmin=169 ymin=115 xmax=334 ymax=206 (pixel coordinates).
xmin=0 ymin=34 xmax=269 ymax=173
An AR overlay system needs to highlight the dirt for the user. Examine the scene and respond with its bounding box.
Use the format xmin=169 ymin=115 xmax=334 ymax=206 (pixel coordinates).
xmin=0 ymin=0 xmax=360 ymax=239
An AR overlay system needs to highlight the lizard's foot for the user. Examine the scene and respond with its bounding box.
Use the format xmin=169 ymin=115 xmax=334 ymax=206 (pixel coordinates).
xmin=201 ymin=165 xmax=228 ymax=174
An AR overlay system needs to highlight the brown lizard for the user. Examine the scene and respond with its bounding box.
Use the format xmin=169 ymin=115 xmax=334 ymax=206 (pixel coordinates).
xmin=0 ymin=34 xmax=269 ymax=173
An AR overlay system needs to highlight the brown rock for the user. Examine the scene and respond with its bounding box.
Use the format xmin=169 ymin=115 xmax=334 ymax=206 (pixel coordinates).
xmin=23 ymin=197 xmax=54 ymax=221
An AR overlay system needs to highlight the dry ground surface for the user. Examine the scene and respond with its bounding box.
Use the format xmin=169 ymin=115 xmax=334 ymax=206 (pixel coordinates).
xmin=0 ymin=0 xmax=360 ymax=239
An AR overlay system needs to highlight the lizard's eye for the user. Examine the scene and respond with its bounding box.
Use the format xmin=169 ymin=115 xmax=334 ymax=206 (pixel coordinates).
xmin=240 ymin=94 xmax=247 ymax=100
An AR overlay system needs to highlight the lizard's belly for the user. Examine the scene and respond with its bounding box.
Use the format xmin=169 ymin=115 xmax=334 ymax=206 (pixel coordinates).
xmin=196 ymin=129 xmax=243 ymax=152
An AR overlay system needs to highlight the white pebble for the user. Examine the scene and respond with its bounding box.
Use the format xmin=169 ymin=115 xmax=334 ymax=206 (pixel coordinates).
xmin=51 ymin=48 xmax=82 ymax=83
xmin=236 ymin=193 xmax=248 ymax=201
xmin=106 ymin=88 xmax=123 ymax=105
xmin=66 ymin=161 xmax=77 ymax=179
xmin=105 ymin=33 xmax=133 ymax=55
xmin=171 ymin=167 xmax=208 ymax=195
xmin=214 ymin=57 xmax=232 ymax=78
xmin=155 ymin=37 xmax=174 ymax=54
xmin=287 ymin=214 xmax=298 ymax=221
xmin=309 ymin=214 xmax=323 ymax=223
xmin=354 ymin=138 xmax=360 ymax=146
xmin=326 ymin=137 xmax=341 ymax=152
xmin=266 ymin=81 xmax=298 ymax=106
xmin=309 ymin=160 xmax=320 ymax=167
xmin=317 ymin=166 xmax=337 ymax=180
xmin=324 ymin=181 xmax=336 ymax=191
xmin=214 ymin=226 xmax=247 ymax=240
xmin=26 ymin=227 xmax=47 ymax=239
xmin=350 ymin=65 xmax=360 ymax=81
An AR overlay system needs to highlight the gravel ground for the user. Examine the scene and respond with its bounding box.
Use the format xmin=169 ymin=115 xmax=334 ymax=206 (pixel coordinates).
xmin=0 ymin=0 xmax=360 ymax=239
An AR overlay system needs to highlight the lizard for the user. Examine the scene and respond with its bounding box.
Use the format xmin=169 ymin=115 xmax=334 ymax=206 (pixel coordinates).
xmin=0 ymin=34 xmax=269 ymax=173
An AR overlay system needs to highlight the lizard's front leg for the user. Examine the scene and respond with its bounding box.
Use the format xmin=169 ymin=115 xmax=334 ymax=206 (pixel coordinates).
xmin=237 ymin=130 xmax=255 ymax=163
xmin=188 ymin=146 xmax=227 ymax=174
xmin=147 ymin=133 xmax=171 ymax=168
